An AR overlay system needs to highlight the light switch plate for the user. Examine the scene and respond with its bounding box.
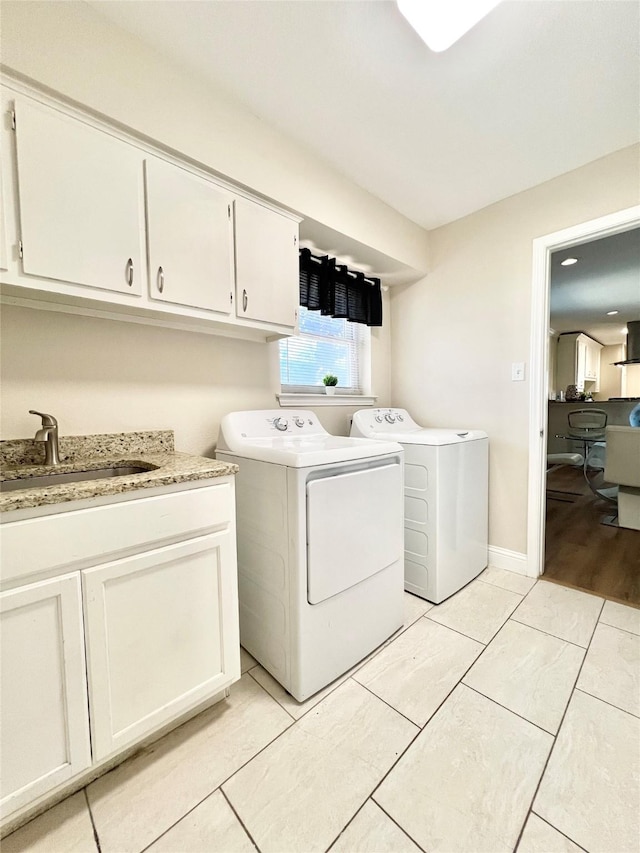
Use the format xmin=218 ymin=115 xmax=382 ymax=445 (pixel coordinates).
xmin=511 ymin=362 xmax=525 ymax=381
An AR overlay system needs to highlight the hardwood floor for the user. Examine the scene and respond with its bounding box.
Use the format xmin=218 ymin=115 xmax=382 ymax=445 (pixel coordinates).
xmin=544 ymin=466 xmax=640 ymax=606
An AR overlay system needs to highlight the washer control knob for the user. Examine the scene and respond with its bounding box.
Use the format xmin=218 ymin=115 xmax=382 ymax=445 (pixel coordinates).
xmin=384 ymin=413 xmax=396 ymax=423
xmin=375 ymin=414 xmax=383 ymax=423
xmin=294 ymin=417 xmax=305 ymax=428
xmin=273 ymin=417 xmax=288 ymax=432
xmin=396 ymin=414 xmax=404 ymax=422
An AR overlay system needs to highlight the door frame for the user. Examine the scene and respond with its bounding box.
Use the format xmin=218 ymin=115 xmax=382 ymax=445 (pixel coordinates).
xmin=526 ymin=204 xmax=640 ymax=578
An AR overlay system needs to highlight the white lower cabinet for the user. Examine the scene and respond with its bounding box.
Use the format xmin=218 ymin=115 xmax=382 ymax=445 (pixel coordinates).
xmin=0 ymin=480 xmax=240 ymax=826
xmin=0 ymin=574 xmax=91 ymax=819
xmin=83 ymin=531 xmax=237 ymax=760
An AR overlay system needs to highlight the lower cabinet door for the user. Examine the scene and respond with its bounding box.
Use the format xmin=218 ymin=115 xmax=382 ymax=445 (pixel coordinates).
xmin=82 ymin=532 xmax=240 ymax=761
xmin=0 ymin=574 xmax=91 ymax=819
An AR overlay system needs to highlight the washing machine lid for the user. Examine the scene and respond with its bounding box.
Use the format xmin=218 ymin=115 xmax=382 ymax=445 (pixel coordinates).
xmin=351 ymin=408 xmax=487 ymax=445
xmin=218 ymin=409 xmax=403 ymax=467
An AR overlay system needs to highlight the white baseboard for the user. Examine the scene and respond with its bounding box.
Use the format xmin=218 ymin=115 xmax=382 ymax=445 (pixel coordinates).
xmin=488 ymin=545 xmax=534 ymax=578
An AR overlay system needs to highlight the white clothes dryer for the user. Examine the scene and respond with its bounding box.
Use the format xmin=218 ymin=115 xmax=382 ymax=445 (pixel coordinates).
xmin=216 ymin=410 xmax=404 ymax=701
xmin=351 ymin=408 xmax=488 ymax=604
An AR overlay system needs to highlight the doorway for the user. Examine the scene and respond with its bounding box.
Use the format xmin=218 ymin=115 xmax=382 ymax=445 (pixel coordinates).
xmin=527 ymin=205 xmax=640 ymax=603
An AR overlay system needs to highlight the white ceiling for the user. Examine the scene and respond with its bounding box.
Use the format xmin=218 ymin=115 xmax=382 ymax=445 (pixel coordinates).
xmin=550 ymin=228 xmax=640 ymax=347
xmin=87 ymin=0 xmax=640 ymax=231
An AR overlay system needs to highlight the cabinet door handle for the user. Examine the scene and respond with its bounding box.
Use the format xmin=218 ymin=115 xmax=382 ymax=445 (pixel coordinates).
xmin=157 ymin=266 xmax=164 ymax=293
xmin=125 ymin=258 xmax=134 ymax=287
xmin=242 ymin=289 xmax=248 ymax=312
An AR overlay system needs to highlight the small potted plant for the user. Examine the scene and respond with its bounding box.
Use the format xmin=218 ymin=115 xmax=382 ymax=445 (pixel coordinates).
xmin=323 ymin=374 xmax=338 ymax=395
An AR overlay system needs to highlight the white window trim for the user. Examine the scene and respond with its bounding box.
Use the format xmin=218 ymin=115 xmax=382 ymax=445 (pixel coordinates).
xmin=276 ymin=392 xmax=378 ymax=408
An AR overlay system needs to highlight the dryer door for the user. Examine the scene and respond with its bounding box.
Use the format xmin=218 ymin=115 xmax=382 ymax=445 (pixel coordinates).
xmin=306 ymin=462 xmax=403 ymax=604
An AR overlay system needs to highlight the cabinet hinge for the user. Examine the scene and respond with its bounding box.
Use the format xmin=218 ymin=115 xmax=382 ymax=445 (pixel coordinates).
xmin=294 ymin=235 xmax=297 ymax=246
xmin=18 ymin=240 xmax=23 ymax=259
xmin=230 ymin=291 xmax=233 ymax=304
xmin=10 ymin=110 xmax=16 ymax=131
xmin=228 ymin=205 xmax=231 ymax=219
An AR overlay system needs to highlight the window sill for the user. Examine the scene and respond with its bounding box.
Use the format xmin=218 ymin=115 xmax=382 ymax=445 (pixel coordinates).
xmin=277 ymin=393 xmax=378 ymax=408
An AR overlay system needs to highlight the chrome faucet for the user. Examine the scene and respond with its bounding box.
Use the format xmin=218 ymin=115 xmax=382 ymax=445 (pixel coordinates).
xmin=29 ymin=410 xmax=61 ymax=466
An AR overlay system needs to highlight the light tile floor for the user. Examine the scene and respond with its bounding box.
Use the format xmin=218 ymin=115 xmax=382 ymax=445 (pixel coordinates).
xmin=3 ymin=573 xmax=639 ymax=853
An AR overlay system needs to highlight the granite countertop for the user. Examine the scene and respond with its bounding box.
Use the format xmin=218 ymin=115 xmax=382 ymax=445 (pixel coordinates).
xmin=0 ymin=430 xmax=238 ymax=513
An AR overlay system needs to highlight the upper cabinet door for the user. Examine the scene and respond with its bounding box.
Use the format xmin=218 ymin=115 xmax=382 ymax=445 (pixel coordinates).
xmin=13 ymin=99 xmax=144 ymax=295
xmin=234 ymin=198 xmax=299 ymax=328
xmin=145 ymin=157 xmax=234 ymax=314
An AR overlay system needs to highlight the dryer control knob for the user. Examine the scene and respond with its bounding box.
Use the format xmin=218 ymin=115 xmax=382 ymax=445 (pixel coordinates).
xmin=396 ymin=414 xmax=404 ymax=422
xmin=375 ymin=415 xmax=383 ymax=423
xmin=384 ymin=413 xmax=396 ymax=423
xmin=273 ymin=417 xmax=289 ymax=431
xmin=294 ymin=417 xmax=304 ymax=428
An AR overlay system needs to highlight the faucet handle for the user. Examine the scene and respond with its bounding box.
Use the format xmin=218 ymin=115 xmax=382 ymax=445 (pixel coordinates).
xmin=29 ymin=410 xmax=58 ymax=427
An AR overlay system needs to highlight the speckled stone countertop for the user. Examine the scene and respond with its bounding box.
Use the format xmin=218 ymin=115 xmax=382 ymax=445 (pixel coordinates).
xmin=0 ymin=430 xmax=238 ymax=513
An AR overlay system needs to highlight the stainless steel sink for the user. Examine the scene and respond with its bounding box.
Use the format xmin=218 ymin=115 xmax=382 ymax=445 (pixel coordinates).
xmin=0 ymin=465 xmax=154 ymax=493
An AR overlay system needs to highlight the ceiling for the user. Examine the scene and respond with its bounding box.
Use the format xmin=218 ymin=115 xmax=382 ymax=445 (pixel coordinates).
xmin=87 ymin=0 xmax=639 ymax=231
xmin=550 ymin=228 xmax=640 ymax=347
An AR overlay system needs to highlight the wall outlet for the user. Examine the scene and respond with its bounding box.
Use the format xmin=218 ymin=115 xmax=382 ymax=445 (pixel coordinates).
xmin=511 ymin=362 xmax=526 ymax=381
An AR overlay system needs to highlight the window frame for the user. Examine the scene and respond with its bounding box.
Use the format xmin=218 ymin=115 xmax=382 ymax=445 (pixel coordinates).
xmin=276 ymin=307 xmax=377 ymax=406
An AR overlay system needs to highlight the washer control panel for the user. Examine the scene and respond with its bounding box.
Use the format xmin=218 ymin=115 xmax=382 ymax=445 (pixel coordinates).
xmin=267 ymin=414 xmax=317 ymax=433
xmin=220 ymin=410 xmax=328 ymax=442
xmin=354 ymin=408 xmax=415 ymax=434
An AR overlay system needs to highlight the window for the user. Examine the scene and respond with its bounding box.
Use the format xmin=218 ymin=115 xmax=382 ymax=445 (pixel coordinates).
xmin=279 ymin=307 xmax=369 ymax=393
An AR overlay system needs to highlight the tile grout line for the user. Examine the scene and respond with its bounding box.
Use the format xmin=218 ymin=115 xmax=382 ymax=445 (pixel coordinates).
xmin=597 ymin=619 xmax=640 ymax=638
xmin=220 ymin=788 xmax=261 ymax=852
xmin=326 ymin=796 xmax=428 ymax=853
xmin=529 ymin=810 xmax=589 ymax=852
xmin=422 ymin=611 xmax=491 ymax=646
xmin=461 ymin=683 xmax=558 ymax=739
xmin=509 ymin=615 xmax=593 ymax=649
xmin=573 ymin=686 xmax=640 ymax=720
xmin=83 ymin=788 xmax=102 ymax=853
xmin=510 ymin=596 xmax=606 ymax=853
xmin=354 ymin=678 xmax=425 ymax=729
xmin=372 ymin=799 xmax=428 ymax=853
xmin=246 ymin=669 xmax=298 ymax=722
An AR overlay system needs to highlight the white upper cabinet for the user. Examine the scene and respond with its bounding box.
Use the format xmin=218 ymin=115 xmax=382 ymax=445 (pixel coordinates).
xmin=2 ymin=81 xmax=300 ymax=339
xmin=14 ymin=98 xmax=145 ymax=295
xmin=235 ymin=198 xmax=299 ymax=329
xmin=556 ymin=332 xmax=602 ymax=393
xmin=144 ymin=157 xmax=234 ymax=314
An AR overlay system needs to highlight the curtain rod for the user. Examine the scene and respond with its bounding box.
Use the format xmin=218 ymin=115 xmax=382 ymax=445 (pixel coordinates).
xmin=301 ymin=248 xmax=380 ymax=286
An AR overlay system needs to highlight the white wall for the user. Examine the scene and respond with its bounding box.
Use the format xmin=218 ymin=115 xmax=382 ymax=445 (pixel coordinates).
xmin=0 ymin=298 xmax=391 ymax=451
xmin=390 ymin=145 xmax=640 ymax=556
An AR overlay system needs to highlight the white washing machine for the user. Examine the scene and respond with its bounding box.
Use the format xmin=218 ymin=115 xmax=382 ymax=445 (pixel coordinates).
xmin=351 ymin=408 xmax=488 ymax=604
xmin=216 ymin=410 xmax=405 ymax=701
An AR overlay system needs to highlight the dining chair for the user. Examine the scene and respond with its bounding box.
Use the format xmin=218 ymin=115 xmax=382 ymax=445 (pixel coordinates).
xmin=567 ymin=408 xmax=608 ymax=437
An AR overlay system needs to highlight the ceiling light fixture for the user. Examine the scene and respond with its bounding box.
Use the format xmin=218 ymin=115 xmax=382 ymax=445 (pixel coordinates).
xmin=607 ymin=310 xmax=619 ymax=316
xmin=396 ymin=0 xmax=502 ymax=53
xmin=560 ymin=258 xmax=578 ymax=266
